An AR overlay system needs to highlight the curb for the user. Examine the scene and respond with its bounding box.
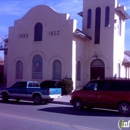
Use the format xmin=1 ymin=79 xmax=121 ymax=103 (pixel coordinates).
xmin=51 ymin=101 xmax=71 ymax=105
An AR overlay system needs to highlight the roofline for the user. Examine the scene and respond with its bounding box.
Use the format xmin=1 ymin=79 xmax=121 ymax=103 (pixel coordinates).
xmin=115 ymin=6 xmax=130 ymax=20
xmin=0 ymin=47 xmax=8 ymax=50
xmin=4 ymin=38 xmax=8 ymax=42
xmin=73 ymin=29 xmax=92 ymax=40
xmin=77 ymin=11 xmax=83 ymax=17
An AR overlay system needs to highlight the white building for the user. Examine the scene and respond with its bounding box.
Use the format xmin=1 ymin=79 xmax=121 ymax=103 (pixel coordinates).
xmin=1 ymin=0 xmax=130 ymax=89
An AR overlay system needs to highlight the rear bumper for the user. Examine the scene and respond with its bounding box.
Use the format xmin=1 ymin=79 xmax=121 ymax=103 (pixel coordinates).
xmin=42 ymin=94 xmax=61 ymax=99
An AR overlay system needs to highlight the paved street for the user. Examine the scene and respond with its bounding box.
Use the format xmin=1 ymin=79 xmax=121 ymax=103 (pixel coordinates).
xmin=0 ymin=96 xmax=130 ymax=130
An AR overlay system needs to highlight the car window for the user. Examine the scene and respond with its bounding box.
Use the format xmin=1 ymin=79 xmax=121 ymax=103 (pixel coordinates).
xmin=123 ymin=81 xmax=130 ymax=91
xmin=11 ymin=82 xmax=26 ymax=88
xmin=11 ymin=82 xmax=22 ymax=88
xmin=85 ymin=80 xmax=130 ymax=91
xmin=110 ymin=81 xmax=130 ymax=91
xmin=98 ymin=81 xmax=111 ymax=91
xmin=85 ymin=82 xmax=97 ymax=91
xmin=110 ymin=81 xmax=122 ymax=91
xmin=28 ymin=82 xmax=40 ymax=88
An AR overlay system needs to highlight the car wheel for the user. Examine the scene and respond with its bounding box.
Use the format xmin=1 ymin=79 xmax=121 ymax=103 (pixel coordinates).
xmin=118 ymin=102 xmax=130 ymax=116
xmin=73 ymin=99 xmax=83 ymax=110
xmin=33 ymin=95 xmax=42 ymax=105
xmin=2 ymin=93 xmax=9 ymax=102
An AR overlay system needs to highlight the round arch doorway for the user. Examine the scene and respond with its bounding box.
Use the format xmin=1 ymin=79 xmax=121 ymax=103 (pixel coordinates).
xmin=90 ymin=59 xmax=105 ymax=80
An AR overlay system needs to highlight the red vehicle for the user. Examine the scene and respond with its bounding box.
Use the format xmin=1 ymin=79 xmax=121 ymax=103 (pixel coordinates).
xmin=70 ymin=79 xmax=130 ymax=116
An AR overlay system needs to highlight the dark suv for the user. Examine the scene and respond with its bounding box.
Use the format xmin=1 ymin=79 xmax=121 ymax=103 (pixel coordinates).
xmin=70 ymin=79 xmax=130 ymax=116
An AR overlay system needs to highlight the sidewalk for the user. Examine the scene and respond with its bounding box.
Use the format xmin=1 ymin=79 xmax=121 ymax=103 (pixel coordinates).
xmin=53 ymin=95 xmax=71 ymax=105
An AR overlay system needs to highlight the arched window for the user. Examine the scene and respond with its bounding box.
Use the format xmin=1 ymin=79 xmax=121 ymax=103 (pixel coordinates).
xmin=16 ymin=60 xmax=23 ymax=79
xmin=105 ymin=6 xmax=110 ymax=27
xmin=87 ymin=9 xmax=92 ymax=28
xmin=91 ymin=59 xmax=105 ymax=67
xmin=32 ymin=55 xmax=42 ymax=79
xmin=118 ymin=18 xmax=122 ymax=36
xmin=76 ymin=61 xmax=81 ymax=81
xmin=34 ymin=22 xmax=43 ymax=41
xmin=94 ymin=7 xmax=101 ymax=44
xmin=53 ymin=60 xmax=61 ymax=80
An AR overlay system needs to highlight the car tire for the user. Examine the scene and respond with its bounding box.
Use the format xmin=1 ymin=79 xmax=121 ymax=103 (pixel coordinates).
xmin=73 ymin=99 xmax=83 ymax=110
xmin=33 ymin=94 xmax=42 ymax=105
xmin=2 ymin=93 xmax=9 ymax=102
xmin=118 ymin=102 xmax=130 ymax=116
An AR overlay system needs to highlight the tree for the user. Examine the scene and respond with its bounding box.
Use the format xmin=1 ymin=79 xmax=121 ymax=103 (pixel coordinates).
xmin=57 ymin=78 xmax=73 ymax=95
xmin=0 ymin=35 xmax=8 ymax=48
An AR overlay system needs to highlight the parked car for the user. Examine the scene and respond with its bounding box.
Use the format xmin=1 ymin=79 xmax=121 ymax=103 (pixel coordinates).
xmin=70 ymin=79 xmax=130 ymax=116
xmin=41 ymin=79 xmax=73 ymax=95
xmin=0 ymin=81 xmax=61 ymax=104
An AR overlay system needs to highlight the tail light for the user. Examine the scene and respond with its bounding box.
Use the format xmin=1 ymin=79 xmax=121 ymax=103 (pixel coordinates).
xmin=47 ymin=89 xmax=50 ymax=93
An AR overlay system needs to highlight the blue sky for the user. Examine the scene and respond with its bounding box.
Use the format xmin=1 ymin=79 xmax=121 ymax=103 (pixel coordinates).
xmin=0 ymin=0 xmax=130 ymax=58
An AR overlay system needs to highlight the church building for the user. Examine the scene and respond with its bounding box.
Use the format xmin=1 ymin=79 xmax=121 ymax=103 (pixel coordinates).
xmin=1 ymin=0 xmax=130 ymax=89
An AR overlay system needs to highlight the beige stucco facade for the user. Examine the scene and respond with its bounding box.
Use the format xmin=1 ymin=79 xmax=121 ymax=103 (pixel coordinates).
xmin=1 ymin=0 xmax=130 ymax=89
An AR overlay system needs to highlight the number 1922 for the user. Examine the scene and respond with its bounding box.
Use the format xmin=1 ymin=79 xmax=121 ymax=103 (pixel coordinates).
xmin=49 ymin=31 xmax=60 ymax=36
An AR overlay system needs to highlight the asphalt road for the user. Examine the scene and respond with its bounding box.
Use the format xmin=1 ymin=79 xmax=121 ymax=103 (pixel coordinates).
xmin=0 ymin=99 xmax=130 ymax=130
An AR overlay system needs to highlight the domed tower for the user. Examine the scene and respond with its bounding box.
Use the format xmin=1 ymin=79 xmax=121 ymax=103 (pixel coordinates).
xmin=78 ymin=0 xmax=130 ymax=80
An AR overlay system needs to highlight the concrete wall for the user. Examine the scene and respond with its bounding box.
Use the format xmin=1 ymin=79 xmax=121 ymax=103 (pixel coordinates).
xmin=7 ymin=5 xmax=75 ymax=86
xmin=5 ymin=1 xmax=128 ymax=88
xmin=82 ymin=0 xmax=126 ymax=81
xmin=113 ymin=12 xmax=126 ymax=78
xmin=73 ymin=36 xmax=86 ymax=88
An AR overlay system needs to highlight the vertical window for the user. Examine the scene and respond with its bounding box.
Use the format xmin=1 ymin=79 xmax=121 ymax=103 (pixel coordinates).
xmin=87 ymin=9 xmax=92 ymax=28
xmin=32 ymin=55 xmax=42 ymax=79
xmin=34 ymin=22 xmax=43 ymax=41
xmin=118 ymin=18 xmax=122 ymax=36
xmin=105 ymin=6 xmax=110 ymax=27
xmin=76 ymin=61 xmax=81 ymax=81
xmin=53 ymin=60 xmax=61 ymax=80
xmin=94 ymin=7 xmax=101 ymax=44
xmin=16 ymin=60 xmax=23 ymax=79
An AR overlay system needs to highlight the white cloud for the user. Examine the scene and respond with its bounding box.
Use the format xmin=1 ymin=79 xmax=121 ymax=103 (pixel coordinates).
xmin=0 ymin=0 xmax=83 ymax=33
xmin=54 ymin=0 xmax=82 ymax=14
xmin=49 ymin=0 xmax=82 ymax=23
xmin=0 ymin=0 xmax=83 ymax=17
xmin=0 ymin=1 xmax=26 ymax=16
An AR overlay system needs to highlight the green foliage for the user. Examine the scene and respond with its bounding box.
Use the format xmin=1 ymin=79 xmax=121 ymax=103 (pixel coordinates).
xmin=57 ymin=78 xmax=73 ymax=95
